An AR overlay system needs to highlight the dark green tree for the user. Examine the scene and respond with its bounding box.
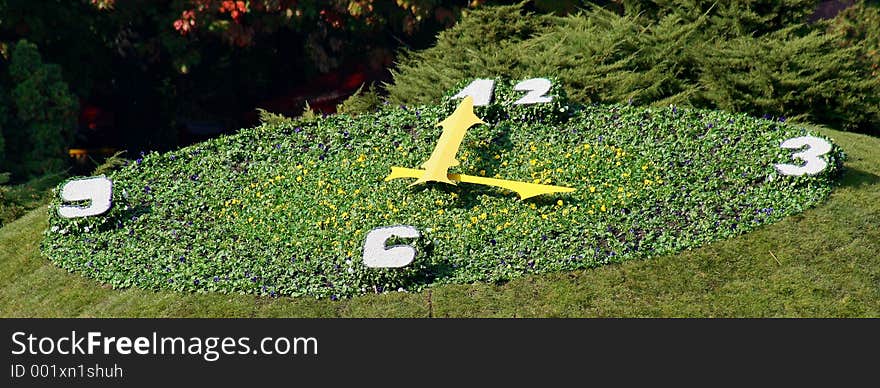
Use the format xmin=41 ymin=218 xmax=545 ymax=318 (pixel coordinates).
xmin=4 ymin=40 xmax=78 ymax=179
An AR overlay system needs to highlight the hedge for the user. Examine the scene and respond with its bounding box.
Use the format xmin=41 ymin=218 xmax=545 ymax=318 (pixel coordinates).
xmin=374 ymin=3 xmax=880 ymax=133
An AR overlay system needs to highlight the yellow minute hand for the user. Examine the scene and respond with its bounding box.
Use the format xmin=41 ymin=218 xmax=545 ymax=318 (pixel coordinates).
xmin=389 ymin=95 xmax=575 ymax=200
xmin=412 ymin=96 xmax=483 ymax=186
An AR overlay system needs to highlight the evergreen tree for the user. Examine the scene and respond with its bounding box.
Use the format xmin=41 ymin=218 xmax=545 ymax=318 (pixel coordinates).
xmin=5 ymin=40 xmax=77 ymax=179
xmin=377 ymin=2 xmax=880 ymax=132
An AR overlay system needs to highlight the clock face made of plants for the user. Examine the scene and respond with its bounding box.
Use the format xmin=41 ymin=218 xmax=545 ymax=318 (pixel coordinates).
xmin=42 ymin=78 xmax=845 ymax=298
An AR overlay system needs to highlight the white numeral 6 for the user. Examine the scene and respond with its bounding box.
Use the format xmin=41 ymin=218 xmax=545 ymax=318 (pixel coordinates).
xmin=774 ymin=136 xmax=833 ymax=176
xmin=58 ymin=176 xmax=113 ymax=218
xmin=362 ymin=225 xmax=421 ymax=268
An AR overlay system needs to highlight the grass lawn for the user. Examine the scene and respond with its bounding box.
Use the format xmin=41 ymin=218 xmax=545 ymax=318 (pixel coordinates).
xmin=1 ymin=124 xmax=878 ymax=317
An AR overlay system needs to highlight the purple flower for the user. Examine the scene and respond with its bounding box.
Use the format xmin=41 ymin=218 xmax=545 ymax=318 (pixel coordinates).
xmin=190 ymin=174 xmax=199 ymax=181
xmin=167 ymin=278 xmax=173 ymax=283
xmin=194 ymin=279 xmax=200 ymax=285
xmin=251 ymin=276 xmax=257 ymax=282
xmin=213 ymin=276 xmax=219 ymax=282
xmin=144 ymin=186 xmax=152 ymax=193
xmin=136 ymin=158 xmax=143 ymax=164
xmin=330 ymin=295 xmax=338 ymax=301
xmin=169 ymin=155 xmax=176 ymax=160
xmin=179 ymin=256 xmax=186 ymax=263
xmin=294 ymin=127 xmax=302 ymax=133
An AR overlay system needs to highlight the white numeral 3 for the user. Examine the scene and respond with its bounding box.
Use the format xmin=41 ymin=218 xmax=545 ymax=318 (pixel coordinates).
xmin=774 ymin=136 xmax=832 ymax=176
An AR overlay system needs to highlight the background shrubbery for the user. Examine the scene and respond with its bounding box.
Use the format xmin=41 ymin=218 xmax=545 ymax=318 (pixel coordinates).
xmin=0 ymin=41 xmax=78 ymax=181
xmin=364 ymin=2 xmax=880 ymax=133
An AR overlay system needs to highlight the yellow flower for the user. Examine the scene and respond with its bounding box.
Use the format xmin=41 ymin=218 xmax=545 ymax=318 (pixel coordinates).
xmin=437 ymin=209 xmax=444 ymax=215
xmin=600 ymin=205 xmax=607 ymax=212
xmin=296 ymin=176 xmax=303 ymax=182
xmin=556 ymin=199 xmax=563 ymax=206
xmin=589 ymin=186 xmax=596 ymax=193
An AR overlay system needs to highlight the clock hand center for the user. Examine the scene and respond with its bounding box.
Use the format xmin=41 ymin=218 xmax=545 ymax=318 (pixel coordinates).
xmin=386 ymin=167 xmax=575 ymax=200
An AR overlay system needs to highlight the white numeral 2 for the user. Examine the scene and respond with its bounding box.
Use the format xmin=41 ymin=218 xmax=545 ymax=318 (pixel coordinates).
xmin=362 ymin=225 xmax=420 ymax=268
xmin=774 ymin=136 xmax=832 ymax=176
xmin=513 ymin=78 xmax=553 ymax=105
xmin=58 ymin=176 xmax=113 ymax=218
xmin=451 ymin=78 xmax=553 ymax=106
xmin=451 ymin=79 xmax=495 ymax=106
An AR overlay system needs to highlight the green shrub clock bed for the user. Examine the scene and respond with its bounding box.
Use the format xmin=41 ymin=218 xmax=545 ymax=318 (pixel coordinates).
xmin=41 ymin=79 xmax=845 ymax=298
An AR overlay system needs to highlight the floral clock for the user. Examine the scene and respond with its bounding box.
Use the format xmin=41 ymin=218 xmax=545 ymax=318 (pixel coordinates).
xmin=42 ymin=78 xmax=845 ymax=298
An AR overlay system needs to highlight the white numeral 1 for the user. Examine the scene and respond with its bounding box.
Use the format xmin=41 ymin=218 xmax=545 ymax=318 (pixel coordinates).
xmin=774 ymin=136 xmax=833 ymax=176
xmin=450 ymin=79 xmax=494 ymax=106
xmin=362 ymin=225 xmax=421 ymax=268
xmin=513 ymin=78 xmax=553 ymax=105
xmin=58 ymin=176 xmax=113 ymax=218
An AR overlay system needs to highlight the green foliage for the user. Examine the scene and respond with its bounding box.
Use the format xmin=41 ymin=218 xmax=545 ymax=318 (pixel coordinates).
xmin=336 ymin=85 xmax=383 ymax=116
xmin=619 ymin=0 xmax=820 ymax=37
xmin=43 ymin=81 xmax=843 ymax=298
xmin=378 ymin=3 xmax=880 ymax=133
xmin=92 ymin=151 xmax=130 ymax=176
xmin=830 ymin=2 xmax=880 ymax=82
xmin=0 ymin=173 xmax=64 ymax=227
xmin=3 ymin=40 xmax=77 ymax=179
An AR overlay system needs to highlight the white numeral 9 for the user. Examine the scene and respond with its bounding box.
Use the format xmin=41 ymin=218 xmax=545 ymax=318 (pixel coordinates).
xmin=58 ymin=176 xmax=113 ymax=218
xmin=362 ymin=225 xmax=420 ymax=268
xmin=774 ymin=136 xmax=832 ymax=176
xmin=513 ymin=78 xmax=553 ymax=105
